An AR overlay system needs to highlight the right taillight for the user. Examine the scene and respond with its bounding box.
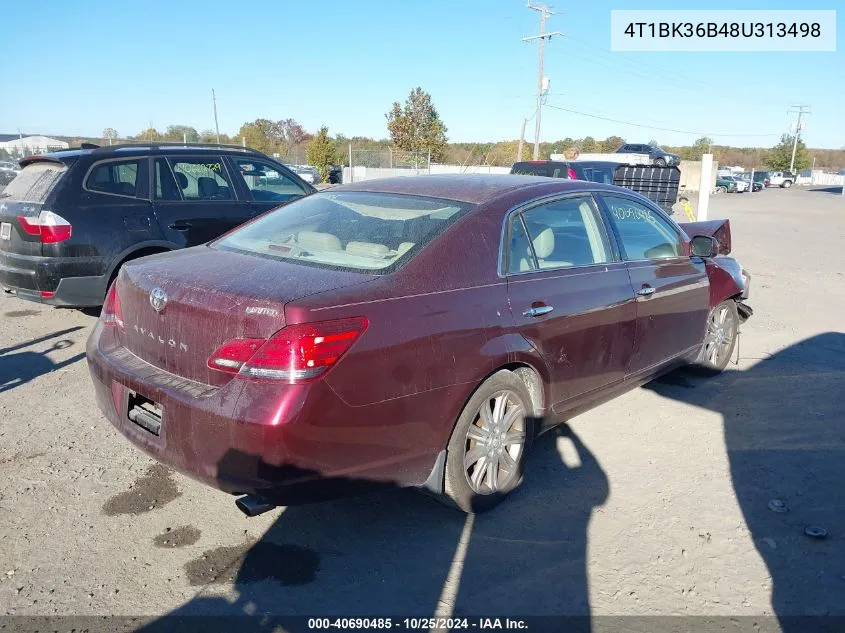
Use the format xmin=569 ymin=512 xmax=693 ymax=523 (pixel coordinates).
xmin=207 ymin=317 xmax=368 ymax=383
xmin=102 ymin=282 xmax=124 ymax=329
xmin=567 ymin=167 xmax=577 ymax=179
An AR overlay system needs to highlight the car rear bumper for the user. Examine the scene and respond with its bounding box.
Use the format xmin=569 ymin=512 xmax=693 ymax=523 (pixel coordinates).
xmin=86 ymin=324 xmax=443 ymax=503
xmin=0 ymin=251 xmax=107 ymax=306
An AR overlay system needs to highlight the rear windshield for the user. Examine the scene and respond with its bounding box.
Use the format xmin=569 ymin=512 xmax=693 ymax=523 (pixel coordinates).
xmin=581 ymin=166 xmax=615 ymax=184
xmin=1 ymin=162 xmax=68 ymax=203
xmin=510 ymin=162 xmax=569 ymax=178
xmin=215 ymin=191 xmax=470 ymax=272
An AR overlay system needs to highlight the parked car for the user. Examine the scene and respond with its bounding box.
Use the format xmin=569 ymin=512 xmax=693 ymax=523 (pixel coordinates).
xmin=715 ymin=176 xmax=739 ymax=193
xmin=290 ymin=164 xmax=320 ymax=184
xmin=510 ymin=160 xmax=680 ymax=213
xmin=0 ymin=143 xmax=315 ymax=307
xmin=87 ymin=174 xmax=752 ymax=515
xmin=615 ymin=143 xmax=680 ymax=167
xmin=0 ymin=160 xmax=19 ymax=186
xmin=328 ymin=165 xmax=343 ymax=185
xmin=767 ymin=171 xmax=796 ymax=188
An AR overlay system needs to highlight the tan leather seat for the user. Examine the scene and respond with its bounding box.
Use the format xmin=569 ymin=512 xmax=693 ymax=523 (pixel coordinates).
xmin=297 ymin=231 xmax=343 ymax=251
xmin=397 ymin=242 xmax=415 ymax=255
xmin=346 ymin=241 xmax=390 ymax=258
xmin=531 ymin=227 xmax=572 ymax=269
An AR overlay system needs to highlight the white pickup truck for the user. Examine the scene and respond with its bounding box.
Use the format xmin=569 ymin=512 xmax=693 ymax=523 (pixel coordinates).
xmin=767 ymin=171 xmax=796 ymax=188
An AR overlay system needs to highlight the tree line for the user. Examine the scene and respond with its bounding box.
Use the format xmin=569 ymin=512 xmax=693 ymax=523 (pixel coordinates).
xmin=57 ymin=87 xmax=842 ymax=174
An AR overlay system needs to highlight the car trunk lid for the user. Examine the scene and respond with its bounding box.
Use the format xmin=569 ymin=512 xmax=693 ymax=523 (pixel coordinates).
xmin=114 ymin=246 xmax=378 ymax=386
xmin=0 ymin=160 xmax=69 ymax=259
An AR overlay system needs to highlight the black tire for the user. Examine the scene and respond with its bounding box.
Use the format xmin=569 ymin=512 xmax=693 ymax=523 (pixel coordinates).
xmin=691 ymin=300 xmax=739 ymax=375
xmin=440 ymin=370 xmax=534 ymax=513
xmin=782 ymin=180 xmax=792 ymax=188
xmin=654 ymin=158 xmax=667 ymax=167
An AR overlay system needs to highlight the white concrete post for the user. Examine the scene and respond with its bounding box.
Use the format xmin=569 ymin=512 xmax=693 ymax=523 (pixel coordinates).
xmin=697 ymin=154 xmax=713 ymax=221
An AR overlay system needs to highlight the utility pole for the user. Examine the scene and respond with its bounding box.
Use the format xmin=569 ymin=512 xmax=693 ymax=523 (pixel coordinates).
xmin=517 ymin=118 xmax=527 ymax=162
xmin=787 ymin=104 xmax=810 ymax=173
xmin=212 ymin=89 xmax=221 ymax=144
xmin=523 ymin=3 xmax=561 ymax=160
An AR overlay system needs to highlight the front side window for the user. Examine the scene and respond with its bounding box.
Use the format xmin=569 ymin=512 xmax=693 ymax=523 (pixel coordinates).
xmin=602 ymin=195 xmax=683 ymax=260
xmin=86 ymin=160 xmax=140 ymax=197
xmin=168 ymin=157 xmax=233 ymax=201
xmin=507 ymin=195 xmax=612 ymax=272
xmin=215 ymin=191 xmax=469 ymax=272
xmin=232 ymin=158 xmax=306 ymax=203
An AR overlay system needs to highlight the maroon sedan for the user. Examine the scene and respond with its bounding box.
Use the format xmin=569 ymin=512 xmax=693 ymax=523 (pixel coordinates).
xmin=87 ymin=175 xmax=752 ymax=514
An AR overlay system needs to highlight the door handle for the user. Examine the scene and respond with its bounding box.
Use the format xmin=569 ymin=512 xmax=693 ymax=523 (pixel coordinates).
xmin=168 ymin=222 xmax=192 ymax=231
xmin=523 ymin=305 xmax=554 ymax=317
xmin=637 ymin=286 xmax=656 ymax=297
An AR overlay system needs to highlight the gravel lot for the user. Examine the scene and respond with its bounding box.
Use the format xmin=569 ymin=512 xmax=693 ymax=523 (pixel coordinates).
xmin=1 ymin=186 xmax=844 ymax=626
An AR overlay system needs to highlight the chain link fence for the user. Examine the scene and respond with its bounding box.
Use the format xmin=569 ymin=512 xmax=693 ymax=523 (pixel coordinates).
xmin=349 ymin=148 xmax=430 ymax=170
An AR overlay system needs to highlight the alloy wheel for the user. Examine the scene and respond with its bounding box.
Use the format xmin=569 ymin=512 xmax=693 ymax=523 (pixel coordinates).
xmin=704 ymin=305 xmax=736 ymax=366
xmin=463 ymin=390 xmax=526 ymax=494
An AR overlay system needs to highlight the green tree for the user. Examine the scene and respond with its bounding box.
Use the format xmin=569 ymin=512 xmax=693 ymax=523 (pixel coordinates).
xmin=135 ymin=128 xmax=163 ymax=141
xmin=164 ymin=125 xmax=200 ymax=143
xmin=601 ymin=136 xmax=625 ymax=153
xmin=236 ymin=119 xmax=278 ymax=154
xmin=306 ymin=127 xmax=338 ymax=181
xmin=766 ymin=134 xmax=810 ymax=171
xmin=581 ymin=136 xmax=598 ymax=153
xmin=386 ymin=87 xmax=448 ymax=162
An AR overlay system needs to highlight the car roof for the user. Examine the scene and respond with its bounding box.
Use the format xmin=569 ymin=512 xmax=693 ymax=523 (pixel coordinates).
xmin=331 ymin=174 xmax=619 ymax=204
xmin=572 ymin=160 xmax=621 ymax=168
xmin=37 ymin=143 xmax=268 ymax=162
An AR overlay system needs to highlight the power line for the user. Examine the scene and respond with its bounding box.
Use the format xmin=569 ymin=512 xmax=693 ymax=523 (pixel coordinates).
xmin=543 ymin=103 xmax=781 ymax=138
xmin=523 ymin=2 xmax=562 ymax=160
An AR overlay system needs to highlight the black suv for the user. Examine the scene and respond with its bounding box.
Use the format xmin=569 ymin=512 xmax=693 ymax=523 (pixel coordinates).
xmin=510 ymin=160 xmax=618 ymax=183
xmin=0 ymin=143 xmax=315 ymax=307
xmin=615 ymin=143 xmax=680 ymax=167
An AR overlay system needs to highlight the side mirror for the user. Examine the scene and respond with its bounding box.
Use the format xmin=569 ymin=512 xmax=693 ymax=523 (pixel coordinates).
xmin=690 ymin=235 xmax=719 ymax=258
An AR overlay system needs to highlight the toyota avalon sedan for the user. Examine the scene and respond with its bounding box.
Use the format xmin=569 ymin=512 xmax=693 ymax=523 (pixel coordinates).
xmin=87 ymin=175 xmax=752 ymax=514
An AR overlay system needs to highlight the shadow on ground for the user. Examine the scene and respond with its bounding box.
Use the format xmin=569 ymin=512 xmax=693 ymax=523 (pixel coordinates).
xmin=807 ymin=186 xmax=845 ymax=195
xmin=0 ymin=326 xmax=86 ymax=393
xmin=647 ymin=332 xmax=845 ymax=630
xmin=136 ymin=425 xmax=607 ymax=632
xmin=127 ymin=334 xmax=844 ymax=631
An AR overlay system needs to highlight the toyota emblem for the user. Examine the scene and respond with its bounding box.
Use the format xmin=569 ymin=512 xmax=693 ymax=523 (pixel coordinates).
xmin=149 ymin=287 xmax=167 ymax=313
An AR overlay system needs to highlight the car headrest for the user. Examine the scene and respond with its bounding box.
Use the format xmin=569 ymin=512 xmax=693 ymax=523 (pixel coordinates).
xmin=345 ymin=241 xmax=390 ymax=258
xmin=296 ymin=231 xmax=343 ymax=252
xmin=197 ymin=176 xmax=219 ymax=197
xmin=175 ymin=172 xmax=189 ymax=189
xmin=532 ymin=227 xmax=555 ymax=259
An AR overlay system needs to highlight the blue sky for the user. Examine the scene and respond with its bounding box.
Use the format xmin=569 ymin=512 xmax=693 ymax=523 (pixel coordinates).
xmin=2 ymin=0 xmax=842 ymax=148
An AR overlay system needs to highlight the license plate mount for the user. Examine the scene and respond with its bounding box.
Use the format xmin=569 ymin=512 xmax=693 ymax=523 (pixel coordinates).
xmin=127 ymin=391 xmax=163 ymax=437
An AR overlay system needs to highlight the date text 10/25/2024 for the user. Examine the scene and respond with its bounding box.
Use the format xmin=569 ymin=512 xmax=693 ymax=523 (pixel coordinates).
xmin=307 ymin=618 xmax=529 ymax=630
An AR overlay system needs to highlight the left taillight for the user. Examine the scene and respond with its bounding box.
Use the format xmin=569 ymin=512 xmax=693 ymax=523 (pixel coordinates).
xmin=102 ymin=283 xmax=123 ymax=329
xmin=17 ymin=210 xmax=72 ymax=243
xmin=207 ymin=317 xmax=369 ymax=383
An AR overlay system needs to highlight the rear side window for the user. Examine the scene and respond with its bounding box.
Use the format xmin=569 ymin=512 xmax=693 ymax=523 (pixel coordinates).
xmin=511 ymin=162 xmax=568 ymax=178
xmin=168 ymin=157 xmax=234 ymax=201
xmin=511 ymin=196 xmax=612 ymax=271
xmin=86 ymin=160 xmax=140 ymax=197
xmin=2 ymin=162 xmax=68 ymax=202
xmin=215 ymin=191 xmax=470 ymax=272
